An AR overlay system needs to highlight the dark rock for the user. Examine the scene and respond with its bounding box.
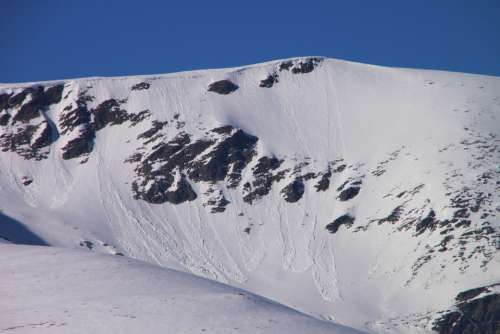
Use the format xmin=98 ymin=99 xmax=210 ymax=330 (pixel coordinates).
xmin=416 ymin=210 xmax=438 ymax=235
xmin=209 ymin=196 xmax=230 ymax=213
xmin=453 ymin=208 xmax=470 ymax=219
xmin=132 ymin=128 xmax=255 ymax=205
xmin=454 ymin=219 xmax=471 ymax=229
xmin=211 ymin=125 xmax=234 ymax=134
xmin=291 ymin=62 xmax=315 ymax=74
xmin=124 ymin=152 xmax=143 ymax=163
xmin=22 ymin=176 xmax=33 ymax=186
xmin=31 ymin=121 xmax=54 ymax=149
xmin=189 ymin=129 xmax=257 ymax=186
xmin=91 ymin=99 xmax=129 ymax=131
xmin=59 ymin=101 xmax=91 ymax=135
xmin=131 ymin=82 xmax=151 ymax=91
xmin=326 ymin=214 xmax=355 ymax=233
xmin=137 ymin=120 xmax=168 ymax=141
xmin=0 ymin=112 xmax=11 ymax=126
xmin=207 ymin=80 xmax=239 ymax=95
xmin=0 ymin=92 xmax=12 ymax=110
xmin=61 ymin=126 xmax=94 ymax=160
xmin=243 ymin=156 xmax=284 ymax=204
xmin=59 ymin=95 xmax=136 ymax=160
xmin=145 ymin=132 xmax=192 ymax=162
xmin=456 ymin=286 xmax=490 ymax=303
xmin=1 ymin=126 xmax=36 ymax=149
xmin=396 ymin=191 xmax=406 ymax=198
xmin=253 ymin=156 xmax=282 ymax=175
xmin=79 ymin=240 xmax=94 ymax=250
xmin=13 ymin=100 xmax=42 ymax=125
xmin=279 ymin=61 xmax=293 ymax=71
xmin=338 ymin=186 xmax=360 ymax=201
xmin=43 ymin=85 xmax=65 ymax=104
xmin=58 ymin=89 xmax=95 ymax=160
xmin=302 ymin=172 xmax=316 ymax=180
xmin=8 ymin=90 xmax=29 ymax=107
xmin=315 ymin=170 xmax=332 ymax=192
xmin=433 ymin=286 xmax=500 ymax=334
xmin=378 ymin=205 xmax=404 ymax=224
xmin=12 ymin=85 xmax=64 ymax=124
xmin=438 ymin=235 xmax=454 ymax=252
xmin=0 ymin=123 xmax=51 ymax=160
xmin=128 ymin=109 xmax=151 ymax=127
xmin=259 ymin=72 xmax=279 ymax=88
xmin=281 ymin=178 xmax=305 ymax=203
xmin=135 ymin=174 xmax=197 ymax=204
xmin=291 ymin=58 xmax=323 ymax=74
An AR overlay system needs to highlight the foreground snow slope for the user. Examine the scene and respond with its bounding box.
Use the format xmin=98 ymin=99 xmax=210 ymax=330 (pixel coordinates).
xmin=0 ymin=57 xmax=499 ymax=333
xmin=0 ymin=244 xmax=360 ymax=334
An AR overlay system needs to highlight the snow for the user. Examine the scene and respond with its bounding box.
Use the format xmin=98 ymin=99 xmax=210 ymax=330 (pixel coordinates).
xmin=0 ymin=56 xmax=499 ymax=333
xmin=0 ymin=244 xmax=361 ymax=334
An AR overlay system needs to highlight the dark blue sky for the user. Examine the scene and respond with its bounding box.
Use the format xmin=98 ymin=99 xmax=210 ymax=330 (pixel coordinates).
xmin=2 ymin=0 xmax=499 ymax=82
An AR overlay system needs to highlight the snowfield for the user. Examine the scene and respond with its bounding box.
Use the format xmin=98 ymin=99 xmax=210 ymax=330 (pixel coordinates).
xmin=0 ymin=57 xmax=499 ymax=333
xmin=0 ymin=244 xmax=361 ymax=333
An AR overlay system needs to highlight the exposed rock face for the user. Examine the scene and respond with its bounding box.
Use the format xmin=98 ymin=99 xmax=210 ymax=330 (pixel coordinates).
xmin=21 ymin=175 xmax=33 ymax=186
xmin=416 ymin=209 xmax=438 ymax=235
xmin=259 ymin=58 xmax=323 ymax=89
xmin=188 ymin=128 xmax=258 ymax=185
xmin=61 ymin=127 xmax=95 ymax=160
xmin=10 ymin=85 xmax=64 ymax=124
xmin=281 ymin=178 xmax=305 ymax=203
xmin=137 ymin=119 xmax=167 ymax=141
xmin=259 ymin=72 xmax=279 ymax=88
xmin=377 ymin=205 xmax=404 ymax=225
xmin=279 ymin=61 xmax=294 ymax=71
xmin=326 ymin=214 xmax=355 ymax=233
xmin=279 ymin=57 xmax=323 ymax=74
xmin=290 ymin=57 xmax=323 ymax=74
xmin=60 ymin=96 xmax=152 ymax=161
xmin=59 ymin=90 xmax=95 ymax=160
xmin=207 ymin=80 xmax=239 ymax=95
xmin=315 ymin=169 xmax=332 ymax=191
xmin=0 ymin=112 xmax=11 ymax=126
xmin=131 ymin=126 xmax=258 ymax=205
xmin=129 ymin=109 xmax=151 ymax=127
xmin=338 ymin=186 xmax=361 ymax=201
xmin=59 ymin=93 xmax=93 ymax=135
xmin=91 ymin=99 xmax=130 ymax=131
xmin=203 ymin=186 xmax=230 ymax=213
xmin=433 ymin=284 xmax=500 ymax=334
xmin=31 ymin=121 xmax=54 ymax=149
xmin=131 ymin=82 xmax=151 ymax=91
xmin=134 ymin=173 xmax=197 ymax=205
xmin=0 ymin=84 xmax=63 ymax=160
xmin=243 ymin=156 xmax=285 ymax=204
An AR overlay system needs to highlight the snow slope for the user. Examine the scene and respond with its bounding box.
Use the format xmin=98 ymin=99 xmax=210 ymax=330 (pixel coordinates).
xmin=0 ymin=244 xmax=360 ymax=334
xmin=0 ymin=57 xmax=499 ymax=333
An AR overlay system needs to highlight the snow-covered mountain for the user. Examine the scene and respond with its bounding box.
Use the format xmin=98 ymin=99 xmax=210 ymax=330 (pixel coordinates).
xmin=1 ymin=243 xmax=360 ymax=334
xmin=1 ymin=57 xmax=499 ymax=333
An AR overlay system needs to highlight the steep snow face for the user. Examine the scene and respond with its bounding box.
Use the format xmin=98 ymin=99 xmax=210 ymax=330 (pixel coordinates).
xmin=0 ymin=244 xmax=361 ymax=334
xmin=0 ymin=57 xmax=499 ymax=333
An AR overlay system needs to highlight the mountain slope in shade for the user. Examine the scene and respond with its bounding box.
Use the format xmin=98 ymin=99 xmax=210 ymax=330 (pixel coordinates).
xmin=0 ymin=244 xmax=361 ymax=334
xmin=0 ymin=57 xmax=499 ymax=333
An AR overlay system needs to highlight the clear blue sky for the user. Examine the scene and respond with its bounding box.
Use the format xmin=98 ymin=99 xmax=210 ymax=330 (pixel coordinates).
xmin=2 ymin=0 xmax=499 ymax=82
